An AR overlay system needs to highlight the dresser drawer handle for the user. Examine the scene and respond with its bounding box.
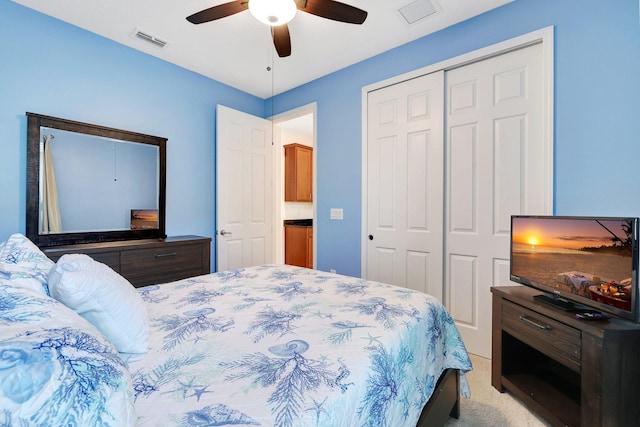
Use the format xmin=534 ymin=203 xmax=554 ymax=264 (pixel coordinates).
xmin=155 ymin=252 xmax=177 ymax=258
xmin=519 ymin=315 xmax=551 ymax=330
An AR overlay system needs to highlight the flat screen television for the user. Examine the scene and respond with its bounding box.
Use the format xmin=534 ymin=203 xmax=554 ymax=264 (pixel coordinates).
xmin=510 ymin=215 xmax=639 ymax=322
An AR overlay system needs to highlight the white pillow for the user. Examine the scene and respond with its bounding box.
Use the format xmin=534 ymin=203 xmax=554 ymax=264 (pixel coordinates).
xmin=48 ymin=254 xmax=149 ymax=354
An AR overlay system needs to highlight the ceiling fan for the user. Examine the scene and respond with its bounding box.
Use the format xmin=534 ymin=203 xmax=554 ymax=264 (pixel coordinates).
xmin=186 ymin=0 xmax=368 ymax=58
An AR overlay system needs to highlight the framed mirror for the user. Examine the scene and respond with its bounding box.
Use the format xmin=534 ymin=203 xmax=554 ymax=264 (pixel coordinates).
xmin=26 ymin=112 xmax=166 ymax=247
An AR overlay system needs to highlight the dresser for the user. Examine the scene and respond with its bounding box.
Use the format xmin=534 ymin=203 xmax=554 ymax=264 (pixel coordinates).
xmin=43 ymin=235 xmax=211 ymax=287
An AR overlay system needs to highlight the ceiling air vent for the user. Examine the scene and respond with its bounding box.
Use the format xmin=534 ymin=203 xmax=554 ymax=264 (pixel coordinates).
xmin=399 ymin=0 xmax=438 ymax=25
xmin=133 ymin=29 xmax=168 ymax=48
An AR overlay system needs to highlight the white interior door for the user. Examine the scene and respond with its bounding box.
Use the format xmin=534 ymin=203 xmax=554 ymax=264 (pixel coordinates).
xmin=366 ymin=71 xmax=445 ymax=298
xmin=445 ymin=43 xmax=547 ymax=358
xmin=216 ymin=105 xmax=273 ymax=271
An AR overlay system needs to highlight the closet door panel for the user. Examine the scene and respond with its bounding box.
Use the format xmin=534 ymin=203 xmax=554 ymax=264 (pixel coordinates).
xmin=445 ymin=43 xmax=545 ymax=358
xmin=366 ymin=71 xmax=445 ymax=298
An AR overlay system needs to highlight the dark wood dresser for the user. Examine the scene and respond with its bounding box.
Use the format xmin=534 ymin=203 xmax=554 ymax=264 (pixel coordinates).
xmin=43 ymin=235 xmax=211 ymax=287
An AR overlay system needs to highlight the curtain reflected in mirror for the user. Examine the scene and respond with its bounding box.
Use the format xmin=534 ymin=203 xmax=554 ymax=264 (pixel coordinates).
xmin=41 ymin=134 xmax=61 ymax=233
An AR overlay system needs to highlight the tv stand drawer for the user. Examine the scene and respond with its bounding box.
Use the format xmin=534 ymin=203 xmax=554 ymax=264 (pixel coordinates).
xmin=502 ymin=300 xmax=581 ymax=369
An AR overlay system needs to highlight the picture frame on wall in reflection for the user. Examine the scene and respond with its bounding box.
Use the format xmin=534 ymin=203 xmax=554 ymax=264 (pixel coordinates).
xmin=131 ymin=209 xmax=159 ymax=230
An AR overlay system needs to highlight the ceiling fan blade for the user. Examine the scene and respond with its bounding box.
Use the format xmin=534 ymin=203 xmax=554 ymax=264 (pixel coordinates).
xmin=186 ymin=1 xmax=248 ymax=24
xmin=296 ymin=0 xmax=367 ymax=24
xmin=271 ymin=25 xmax=292 ymax=58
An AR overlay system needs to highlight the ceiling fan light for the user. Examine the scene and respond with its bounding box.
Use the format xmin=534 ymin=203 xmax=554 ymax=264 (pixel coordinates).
xmin=249 ymin=0 xmax=297 ymax=26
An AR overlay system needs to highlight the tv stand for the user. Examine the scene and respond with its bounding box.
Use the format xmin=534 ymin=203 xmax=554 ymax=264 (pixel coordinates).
xmin=533 ymin=294 xmax=581 ymax=312
xmin=491 ymin=286 xmax=640 ymax=427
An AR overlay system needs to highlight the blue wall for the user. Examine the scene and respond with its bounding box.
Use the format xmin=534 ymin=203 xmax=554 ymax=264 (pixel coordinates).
xmin=2 ymin=0 xmax=640 ymax=278
xmin=271 ymin=0 xmax=640 ymax=276
xmin=0 ymin=0 xmax=263 ymax=269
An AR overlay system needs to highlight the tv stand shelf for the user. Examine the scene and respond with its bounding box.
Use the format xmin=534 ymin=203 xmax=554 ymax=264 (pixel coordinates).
xmin=491 ymin=286 xmax=640 ymax=427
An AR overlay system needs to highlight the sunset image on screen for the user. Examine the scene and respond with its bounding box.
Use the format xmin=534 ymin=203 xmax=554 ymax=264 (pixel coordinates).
xmin=511 ymin=217 xmax=634 ymax=311
xmin=512 ymin=217 xmax=629 ymax=252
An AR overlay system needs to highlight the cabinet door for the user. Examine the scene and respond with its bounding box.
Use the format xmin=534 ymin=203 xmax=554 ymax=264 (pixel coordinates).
xmin=285 ymin=226 xmax=310 ymax=267
xmin=284 ymin=144 xmax=313 ymax=202
xmin=294 ymin=146 xmax=312 ymax=201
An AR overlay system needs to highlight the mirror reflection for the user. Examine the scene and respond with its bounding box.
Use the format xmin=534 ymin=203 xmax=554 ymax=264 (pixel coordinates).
xmin=39 ymin=127 xmax=159 ymax=234
xmin=26 ymin=112 xmax=166 ymax=247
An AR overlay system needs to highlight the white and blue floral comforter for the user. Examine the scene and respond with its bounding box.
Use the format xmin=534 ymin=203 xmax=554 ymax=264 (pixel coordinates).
xmin=131 ymin=265 xmax=472 ymax=427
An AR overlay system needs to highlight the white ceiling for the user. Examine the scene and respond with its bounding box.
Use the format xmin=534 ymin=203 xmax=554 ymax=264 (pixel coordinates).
xmin=278 ymin=113 xmax=313 ymax=136
xmin=13 ymin=0 xmax=512 ymax=98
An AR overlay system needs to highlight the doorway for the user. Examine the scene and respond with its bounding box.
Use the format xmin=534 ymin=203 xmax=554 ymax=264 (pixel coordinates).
xmin=272 ymin=104 xmax=317 ymax=266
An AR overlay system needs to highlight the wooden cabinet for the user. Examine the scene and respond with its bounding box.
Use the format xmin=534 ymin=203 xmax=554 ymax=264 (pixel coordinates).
xmin=491 ymin=286 xmax=640 ymax=427
xmin=43 ymin=235 xmax=211 ymax=287
xmin=284 ymin=143 xmax=313 ymax=202
xmin=284 ymin=224 xmax=313 ymax=268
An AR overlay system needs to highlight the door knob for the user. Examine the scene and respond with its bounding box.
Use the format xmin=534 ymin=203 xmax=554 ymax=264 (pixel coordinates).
xmin=368 ymin=234 xmax=374 ymax=240
xmin=219 ymin=230 xmax=232 ymax=236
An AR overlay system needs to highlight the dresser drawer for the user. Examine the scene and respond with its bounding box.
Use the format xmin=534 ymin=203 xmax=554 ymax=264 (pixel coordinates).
xmin=84 ymin=252 xmax=121 ymax=272
xmin=502 ymin=300 xmax=581 ymax=370
xmin=120 ymin=243 xmax=206 ymax=287
xmin=47 ymin=250 xmax=121 ymax=273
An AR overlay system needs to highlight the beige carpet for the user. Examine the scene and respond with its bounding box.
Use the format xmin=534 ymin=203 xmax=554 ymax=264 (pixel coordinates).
xmin=443 ymin=354 xmax=551 ymax=426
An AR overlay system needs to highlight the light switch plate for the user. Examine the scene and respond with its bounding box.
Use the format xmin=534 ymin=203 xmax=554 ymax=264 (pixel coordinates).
xmin=330 ymin=208 xmax=343 ymax=220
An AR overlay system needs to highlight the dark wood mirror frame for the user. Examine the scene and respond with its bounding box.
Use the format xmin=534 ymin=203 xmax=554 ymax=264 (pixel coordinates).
xmin=26 ymin=112 xmax=167 ymax=247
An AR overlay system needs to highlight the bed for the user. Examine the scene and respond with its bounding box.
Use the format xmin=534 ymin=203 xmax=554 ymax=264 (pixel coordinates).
xmin=0 ymin=233 xmax=472 ymax=426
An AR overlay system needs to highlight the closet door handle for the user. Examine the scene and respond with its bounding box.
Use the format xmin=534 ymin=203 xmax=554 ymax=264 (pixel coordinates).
xmin=219 ymin=230 xmax=232 ymax=236
xmin=519 ymin=315 xmax=551 ymax=330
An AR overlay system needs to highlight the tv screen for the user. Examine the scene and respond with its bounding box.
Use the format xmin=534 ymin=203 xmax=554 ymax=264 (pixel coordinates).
xmin=510 ymin=215 xmax=639 ymax=322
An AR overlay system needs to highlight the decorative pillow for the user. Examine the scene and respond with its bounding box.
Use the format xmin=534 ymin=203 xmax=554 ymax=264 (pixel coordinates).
xmin=0 ymin=233 xmax=53 ymax=295
xmin=48 ymin=254 xmax=149 ymax=354
xmin=0 ymin=278 xmax=136 ymax=426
